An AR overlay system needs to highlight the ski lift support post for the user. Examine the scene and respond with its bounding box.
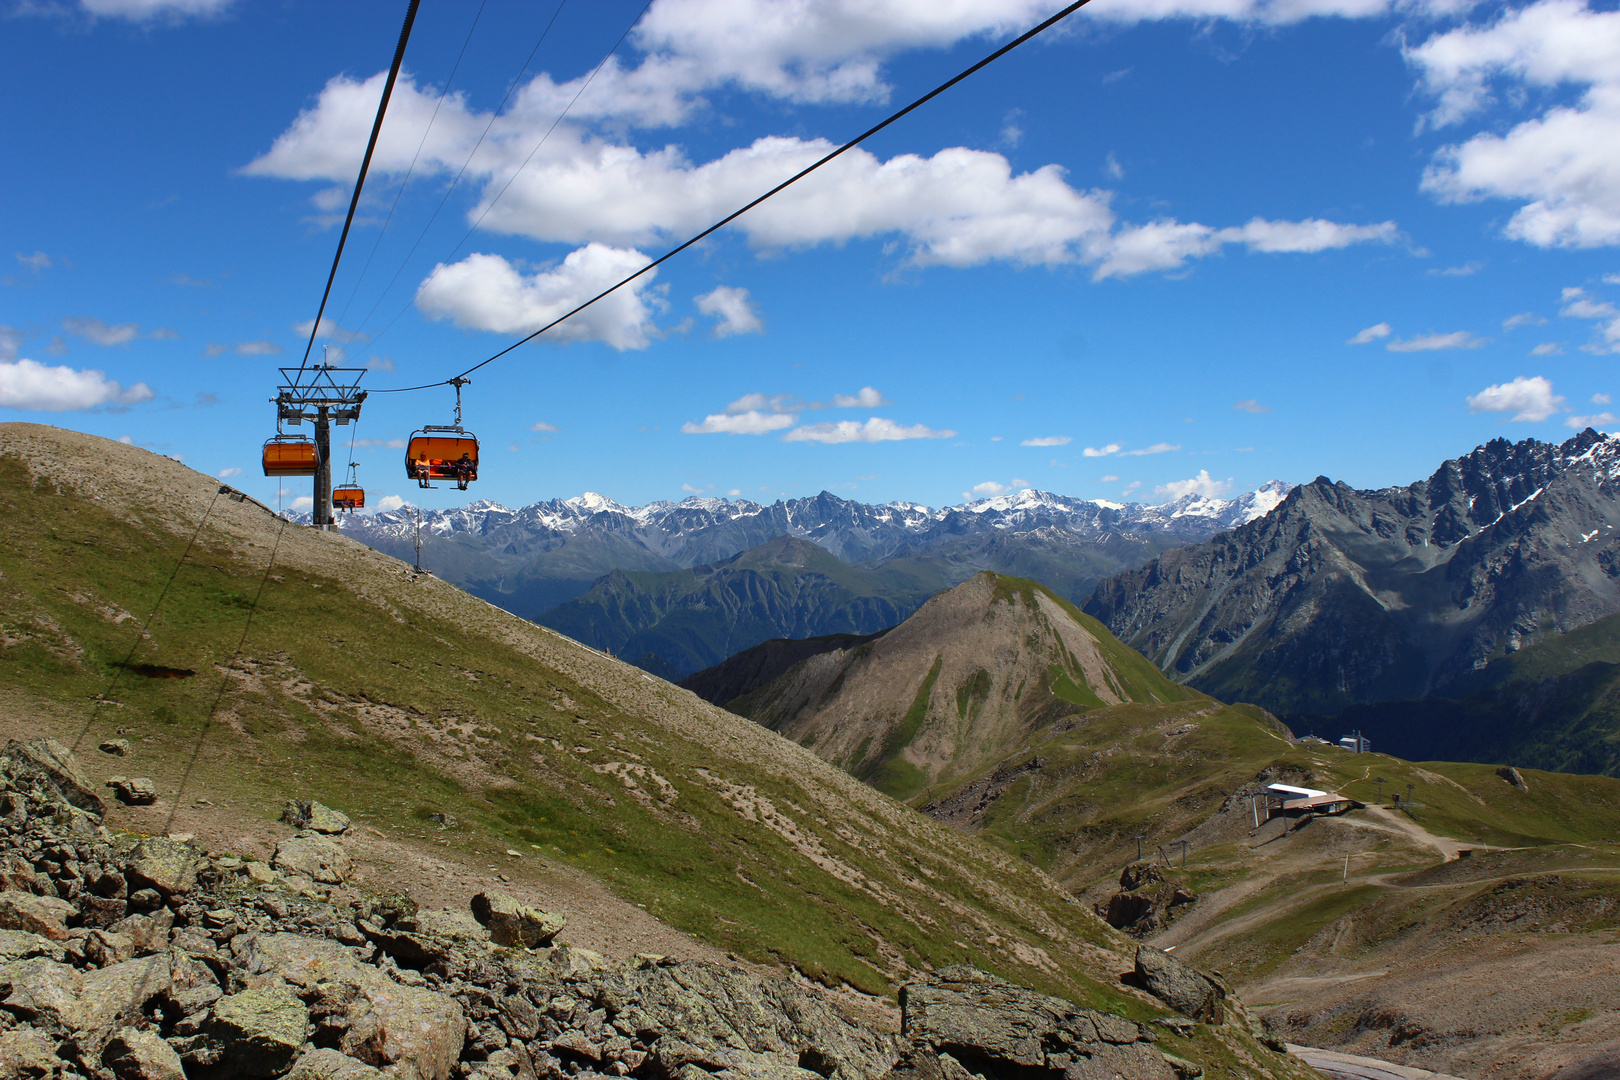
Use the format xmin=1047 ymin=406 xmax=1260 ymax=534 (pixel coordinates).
xmin=274 ymin=365 xmax=367 ymax=529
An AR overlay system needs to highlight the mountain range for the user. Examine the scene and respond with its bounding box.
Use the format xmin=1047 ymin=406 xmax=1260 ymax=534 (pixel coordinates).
xmin=329 ymin=483 xmax=1292 ymax=623
xmin=1084 ymin=428 xmax=1620 ymax=770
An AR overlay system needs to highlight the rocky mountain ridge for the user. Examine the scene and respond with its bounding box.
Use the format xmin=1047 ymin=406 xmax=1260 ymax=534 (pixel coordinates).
xmin=1085 ymin=429 xmax=1620 ymax=721
xmin=322 ymin=485 xmax=1291 ymax=622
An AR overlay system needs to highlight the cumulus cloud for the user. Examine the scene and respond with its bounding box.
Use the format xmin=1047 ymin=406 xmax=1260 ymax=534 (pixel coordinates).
xmin=375 ymin=495 xmax=407 ymax=513
xmin=0 ymin=327 xmax=23 ymax=362
xmin=1348 ymin=322 xmax=1393 ymax=344
xmin=695 ymin=285 xmax=763 ymax=337
xmin=14 ymin=252 xmax=51 ymax=273
xmin=1561 ymin=286 xmax=1620 ymax=351
xmin=1596 ymin=393 xmax=1613 ymax=404
xmin=249 ymin=73 xmax=1396 ymax=283
xmin=1467 ymin=375 xmax=1566 ymax=421
xmin=1386 ymin=330 xmax=1487 ymax=352
xmin=1083 ymin=443 xmax=1122 ymax=457
xmin=415 ymin=246 xmax=660 ymax=351
xmin=293 ymin=315 xmax=369 ymax=345
xmin=1503 ymin=312 xmax=1546 ymax=329
xmin=682 ymin=410 xmax=798 ymax=434
xmin=76 ymin=0 xmax=234 ymax=18
xmin=208 ymin=340 xmax=283 ymax=358
xmin=1123 ymin=443 xmax=1180 ymax=456
xmin=971 ymin=481 xmax=1010 ymax=497
xmin=1156 ymin=470 xmax=1234 ymax=500
xmin=530 ymin=421 xmax=561 ymax=432
xmin=1531 ymin=342 xmax=1564 ymax=355
xmin=782 ymin=417 xmax=955 ymax=443
xmin=217 ymin=467 xmax=242 ymax=478
xmin=1412 ymin=0 xmax=1620 ymax=249
xmin=1099 ymin=474 xmax=1120 ymax=482
xmin=1232 ymin=399 xmax=1271 ymax=413
xmin=353 ymin=438 xmax=406 ymax=449
xmin=1567 ymin=411 xmax=1617 ymax=428
xmin=0 ymin=358 xmax=154 ymax=411
xmin=1021 ymin=435 xmax=1071 ymax=446
xmin=831 ymin=387 xmax=888 ymax=408
xmin=62 ymin=317 xmax=140 ymax=347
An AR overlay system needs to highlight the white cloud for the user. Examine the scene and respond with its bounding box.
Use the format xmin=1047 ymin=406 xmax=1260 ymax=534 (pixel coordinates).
xmin=235 ymin=340 xmax=282 ymax=356
xmin=288 ymin=496 xmax=314 ymax=512
xmin=1083 ymin=443 xmax=1122 ymax=457
xmin=1123 ymin=442 xmax=1180 ymax=456
xmin=1348 ymin=322 xmax=1393 ymax=344
xmin=0 ymin=327 xmax=23 ymax=362
xmin=1560 ymin=286 xmax=1620 ymax=351
xmin=1232 ymin=399 xmax=1271 ymax=413
xmin=781 ymin=417 xmax=955 ymax=443
xmin=415 ymin=246 xmax=661 ymax=351
xmin=1531 ymin=342 xmax=1564 ymax=355
xmin=1567 ymin=411 xmax=1617 ymax=428
xmin=1099 ymin=474 xmax=1120 ymax=482
xmin=77 ymin=0 xmax=234 ymax=18
xmin=0 ymin=358 xmax=154 ymax=411
xmin=1021 ymin=435 xmax=1071 ymax=447
xmin=831 ymin=387 xmax=889 ymax=408
xmin=1429 ymin=261 xmax=1484 ymax=276
xmin=1386 ymin=330 xmax=1487 ymax=352
xmin=530 ymin=421 xmax=560 ymax=432
xmin=375 ymin=494 xmax=406 ymax=513
xmin=1595 ymin=393 xmax=1613 ymax=404
xmin=971 ymin=481 xmax=1010 ymax=497
xmin=695 ymin=286 xmax=763 ymax=337
xmin=353 ymin=438 xmax=406 ymax=449
xmin=293 ymin=315 xmax=369 ymax=345
xmin=1156 ymin=470 xmax=1234 ymax=500
xmin=1466 ymin=375 xmax=1566 ymax=421
xmin=1104 ymin=153 xmax=1125 ymax=180
xmin=1503 ymin=312 xmax=1546 ymax=329
xmin=1412 ymin=0 xmax=1620 ymax=249
xmin=14 ymin=252 xmax=52 ymax=272
xmin=217 ymin=467 xmax=242 ymax=478
xmin=367 ymin=355 xmax=395 ymax=371
xmin=62 ymin=316 xmax=140 ymax=347
xmin=1122 ymin=480 xmax=1142 ymax=495
xmin=682 ymin=410 xmax=797 ymax=435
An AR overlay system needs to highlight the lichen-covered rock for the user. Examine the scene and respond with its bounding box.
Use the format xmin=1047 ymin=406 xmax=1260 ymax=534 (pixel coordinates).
xmin=0 ymin=929 xmax=65 ymax=965
xmin=0 ymin=957 xmax=84 ymax=1032
xmin=209 ymin=986 xmax=309 ymax=1077
xmin=0 ymin=890 xmax=76 ymax=941
xmin=107 ymin=776 xmax=157 ymax=805
xmin=0 ymin=1027 xmax=60 ymax=1078
xmin=286 ymin=1047 xmax=389 ymax=1079
xmin=123 ymin=837 xmax=198 ymax=897
xmin=103 ymin=1025 xmax=186 ymax=1080
xmin=470 ymin=891 xmax=565 ymax=949
xmin=365 ymin=908 xmax=490 ymax=965
xmin=892 ymin=966 xmax=1175 ymax=1080
xmin=1130 ymin=946 xmax=1225 ymax=1025
xmin=273 ymin=831 xmax=353 ymax=885
xmin=1 ymin=738 xmax=105 ymax=814
xmin=282 ymin=799 xmax=351 ymax=835
xmin=98 ymin=739 xmax=131 ymax=757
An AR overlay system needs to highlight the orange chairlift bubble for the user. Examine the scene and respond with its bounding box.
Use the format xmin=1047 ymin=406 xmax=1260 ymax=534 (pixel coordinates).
xmin=333 ymin=460 xmax=365 ymax=510
xmin=405 ymin=378 xmax=479 ymax=491
xmin=262 ymin=433 xmax=319 ymax=477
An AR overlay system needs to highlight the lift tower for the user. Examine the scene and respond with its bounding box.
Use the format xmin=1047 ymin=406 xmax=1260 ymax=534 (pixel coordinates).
xmin=274 ymin=365 xmax=366 ymax=529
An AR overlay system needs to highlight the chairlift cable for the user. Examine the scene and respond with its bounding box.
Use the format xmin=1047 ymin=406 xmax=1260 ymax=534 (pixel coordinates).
xmin=352 ymin=0 xmax=574 ymax=349
xmin=293 ymin=0 xmax=423 ymax=380
xmin=361 ymin=0 xmax=653 ymax=355
xmin=332 ymin=0 xmax=491 ymax=337
xmin=373 ymin=0 xmax=1095 ymax=395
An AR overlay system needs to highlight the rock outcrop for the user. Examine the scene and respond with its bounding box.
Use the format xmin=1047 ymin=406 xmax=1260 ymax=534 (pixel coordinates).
xmin=1096 ymin=864 xmax=1197 ymax=939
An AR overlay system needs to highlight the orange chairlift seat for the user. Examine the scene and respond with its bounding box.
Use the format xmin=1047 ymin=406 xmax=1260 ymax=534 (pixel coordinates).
xmin=405 ymin=378 xmax=478 ymax=490
xmin=262 ymin=434 xmax=318 ymax=477
xmin=333 ymin=459 xmax=365 ymax=510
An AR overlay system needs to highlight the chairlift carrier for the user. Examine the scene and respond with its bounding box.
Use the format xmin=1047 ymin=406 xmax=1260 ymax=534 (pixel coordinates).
xmin=405 ymin=377 xmax=479 ymax=491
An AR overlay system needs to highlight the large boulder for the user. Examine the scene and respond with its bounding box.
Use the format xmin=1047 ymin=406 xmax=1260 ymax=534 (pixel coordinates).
xmin=102 ymin=1025 xmax=186 ymax=1080
xmin=281 ymin=800 xmax=351 ymax=835
xmin=0 ymin=929 xmax=66 ymax=964
xmin=273 ymin=832 xmax=352 ymax=885
xmin=895 ymin=966 xmax=1174 ymax=1080
xmin=1 ymin=738 xmax=105 ymax=814
xmin=0 ymin=1028 xmax=60 ymax=1078
xmin=106 ymin=777 xmax=158 ymax=806
xmin=364 ymin=909 xmax=490 ymax=966
xmin=123 ymin=837 xmax=199 ymax=898
xmin=0 ymin=891 xmax=76 ymax=941
xmin=286 ymin=1048 xmax=388 ymax=1079
xmin=469 ymin=891 xmax=564 ymax=949
xmin=1129 ymin=946 xmax=1225 ymax=1025
xmin=208 ymin=986 xmax=309 ymax=1077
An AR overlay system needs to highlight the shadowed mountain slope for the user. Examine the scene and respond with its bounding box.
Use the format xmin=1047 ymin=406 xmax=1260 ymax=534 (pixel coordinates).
xmin=728 ymin=572 xmax=1204 ymax=800
xmin=1086 ymin=429 xmax=1620 ymax=723
xmin=536 ymin=535 xmax=947 ymax=679
xmin=678 ymin=629 xmax=889 ymax=708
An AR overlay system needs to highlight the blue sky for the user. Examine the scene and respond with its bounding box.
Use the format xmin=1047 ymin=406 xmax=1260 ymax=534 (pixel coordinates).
xmin=4 ymin=0 xmax=1620 ymax=514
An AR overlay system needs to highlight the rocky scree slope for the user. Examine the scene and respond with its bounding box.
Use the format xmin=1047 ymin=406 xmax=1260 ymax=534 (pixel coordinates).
xmin=725 ymin=573 xmax=1207 ymax=802
xmin=1086 ymin=429 xmax=1620 ymax=721
xmin=0 ymin=736 xmax=1311 ymax=1080
xmin=534 ymin=537 xmax=939 ymax=680
xmin=0 ymin=422 xmax=1212 ymax=1014
xmin=327 ymin=486 xmax=1290 ymax=624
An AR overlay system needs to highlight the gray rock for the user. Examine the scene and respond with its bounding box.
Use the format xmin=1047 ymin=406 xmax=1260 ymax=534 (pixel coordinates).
xmin=1130 ymin=946 xmax=1225 ymax=1025
xmin=123 ymin=837 xmax=198 ymax=897
xmin=84 ymin=929 xmax=135 ymax=967
xmin=103 ymin=1025 xmax=186 ymax=1080
xmin=285 ymin=1048 xmax=388 ymax=1079
xmin=1 ymin=738 xmax=106 ymax=814
xmin=0 ymin=956 xmax=84 ymax=1032
xmin=469 ymin=891 xmax=565 ymax=949
xmin=209 ymin=986 xmax=309 ymax=1077
xmin=99 ymin=739 xmax=131 ymax=757
xmin=282 ymin=799 xmax=351 ymax=835
xmin=273 ymin=832 xmax=353 ymax=885
xmin=365 ymin=909 xmax=490 ymax=965
xmin=0 ymin=1028 xmax=60 ymax=1078
xmin=107 ymin=776 xmax=157 ymax=806
xmin=0 ymin=891 xmax=76 ymax=941
xmin=0 ymin=929 xmax=66 ymax=964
